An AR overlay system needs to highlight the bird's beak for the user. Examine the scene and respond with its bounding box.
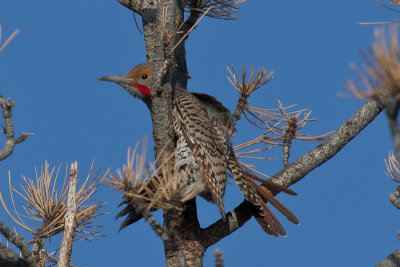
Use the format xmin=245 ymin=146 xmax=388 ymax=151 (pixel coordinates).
xmin=97 ymin=75 xmax=133 ymax=84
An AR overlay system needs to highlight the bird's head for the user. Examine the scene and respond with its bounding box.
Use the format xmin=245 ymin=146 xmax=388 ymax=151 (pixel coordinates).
xmin=98 ymin=62 xmax=152 ymax=101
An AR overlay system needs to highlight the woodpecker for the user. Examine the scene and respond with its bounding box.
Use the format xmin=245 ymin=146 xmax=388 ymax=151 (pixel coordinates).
xmin=99 ymin=62 xmax=299 ymax=237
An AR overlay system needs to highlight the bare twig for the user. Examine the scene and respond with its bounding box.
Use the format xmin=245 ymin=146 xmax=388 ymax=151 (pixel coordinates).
xmin=373 ymin=0 xmax=400 ymax=13
xmin=0 ymin=27 xmax=31 ymax=161
xmin=58 ymin=162 xmax=78 ymax=267
xmin=133 ymin=13 xmax=143 ymax=34
xmin=0 ymin=94 xmax=33 ymax=161
xmin=0 ymin=26 xmax=20 ymax=53
xmin=358 ymin=0 xmax=400 ymax=24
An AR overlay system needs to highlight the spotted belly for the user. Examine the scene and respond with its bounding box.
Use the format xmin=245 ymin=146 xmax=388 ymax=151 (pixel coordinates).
xmin=175 ymin=135 xmax=213 ymax=202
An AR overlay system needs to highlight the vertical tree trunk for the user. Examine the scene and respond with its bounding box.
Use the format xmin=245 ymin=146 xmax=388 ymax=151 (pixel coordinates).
xmin=133 ymin=1 xmax=201 ymax=265
xmin=140 ymin=0 xmax=188 ymax=158
xmin=164 ymin=200 xmax=205 ymax=266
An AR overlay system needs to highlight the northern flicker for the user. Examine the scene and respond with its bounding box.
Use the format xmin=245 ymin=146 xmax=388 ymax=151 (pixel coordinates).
xmin=98 ymin=62 xmax=299 ymax=237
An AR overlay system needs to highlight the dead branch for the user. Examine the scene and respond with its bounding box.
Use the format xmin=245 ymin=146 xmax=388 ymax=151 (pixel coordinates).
xmin=0 ymin=162 xmax=105 ymax=242
xmin=58 ymin=162 xmax=78 ymax=267
xmin=0 ymin=161 xmax=105 ymax=266
xmin=0 ymin=28 xmax=30 ymax=161
xmin=0 ymin=94 xmax=33 ymax=161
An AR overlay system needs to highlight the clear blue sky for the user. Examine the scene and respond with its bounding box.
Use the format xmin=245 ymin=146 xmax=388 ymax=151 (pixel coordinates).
xmin=0 ymin=1 xmax=398 ymax=266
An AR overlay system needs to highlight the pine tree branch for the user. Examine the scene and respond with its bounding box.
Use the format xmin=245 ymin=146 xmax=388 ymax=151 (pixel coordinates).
xmin=270 ymin=97 xmax=383 ymax=187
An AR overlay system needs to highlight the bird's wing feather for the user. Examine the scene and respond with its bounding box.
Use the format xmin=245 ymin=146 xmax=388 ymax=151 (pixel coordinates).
xmin=174 ymin=91 xmax=228 ymax=218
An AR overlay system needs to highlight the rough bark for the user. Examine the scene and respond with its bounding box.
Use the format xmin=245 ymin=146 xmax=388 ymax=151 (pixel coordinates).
xmin=117 ymin=1 xmax=197 ymax=266
xmin=58 ymin=162 xmax=78 ymax=267
xmin=164 ymin=200 xmax=203 ymax=267
xmin=118 ymin=0 xmax=188 ymax=159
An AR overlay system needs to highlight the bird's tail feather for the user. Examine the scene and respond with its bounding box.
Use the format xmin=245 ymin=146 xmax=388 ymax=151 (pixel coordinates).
xmin=228 ymin=156 xmax=298 ymax=237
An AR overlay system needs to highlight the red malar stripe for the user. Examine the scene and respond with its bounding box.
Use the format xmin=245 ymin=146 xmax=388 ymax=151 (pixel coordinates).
xmin=134 ymin=83 xmax=150 ymax=96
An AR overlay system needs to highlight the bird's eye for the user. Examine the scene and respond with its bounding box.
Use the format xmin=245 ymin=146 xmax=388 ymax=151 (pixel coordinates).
xmin=141 ymin=74 xmax=148 ymax=79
